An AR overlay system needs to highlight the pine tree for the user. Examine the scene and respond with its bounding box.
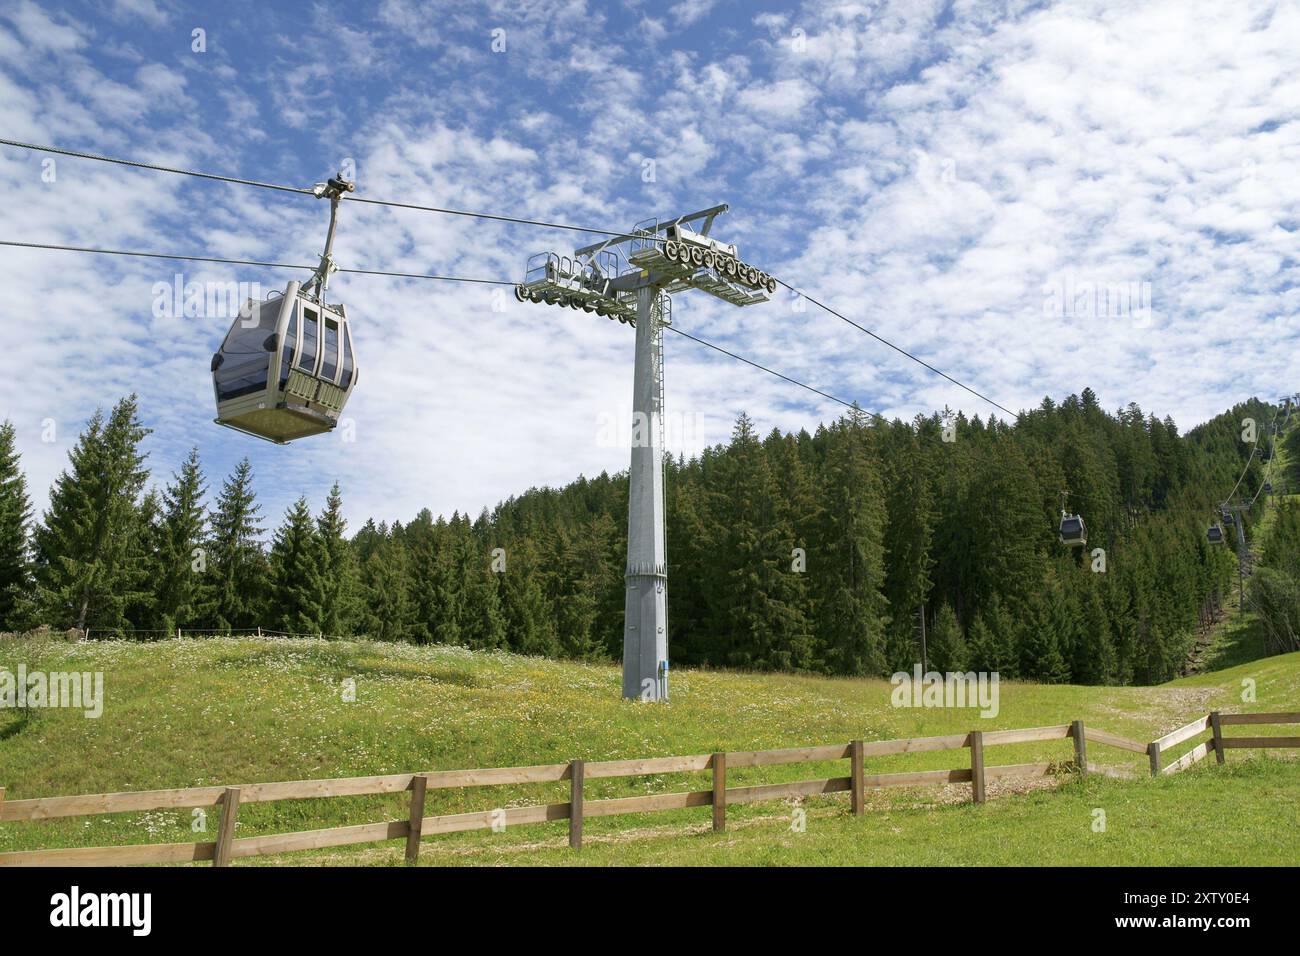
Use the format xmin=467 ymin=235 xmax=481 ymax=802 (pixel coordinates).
xmin=0 ymin=421 xmax=33 ymax=629
xmin=153 ymin=448 xmax=208 ymax=634
xmin=207 ymin=457 xmax=266 ymax=631
xmin=33 ymin=396 xmax=152 ymax=632
xmin=267 ymin=497 xmax=325 ymax=634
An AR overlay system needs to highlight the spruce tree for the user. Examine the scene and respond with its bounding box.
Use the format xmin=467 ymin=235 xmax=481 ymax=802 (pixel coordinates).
xmin=452 ymin=514 xmax=506 ymax=650
xmin=358 ymin=531 xmax=414 ymax=642
xmin=1018 ymin=603 xmax=1069 ymax=682
xmin=266 ymin=497 xmax=325 ymax=634
xmin=966 ymin=607 xmax=1017 ymax=675
xmin=664 ymin=464 xmax=716 ymax=665
xmin=882 ymin=429 xmax=934 ymax=673
xmin=124 ymin=488 xmax=162 ymax=631
xmin=153 ymin=448 xmax=208 ymax=633
xmin=549 ymin=514 xmax=617 ymax=659
xmin=0 ymin=421 xmax=33 ymax=629
xmin=316 ymin=482 xmax=357 ymax=636
xmin=33 ymin=396 xmax=152 ymax=632
xmin=498 ymin=534 xmax=557 ymax=656
xmin=207 ymin=457 xmax=266 ymax=631
xmin=927 ymin=602 xmax=966 ymax=672
xmin=1073 ymin=585 xmax=1116 ymax=683
xmin=710 ymin=413 xmax=814 ymax=671
xmin=814 ymin=410 xmax=889 ymax=674
xmin=402 ymin=510 xmax=440 ymax=644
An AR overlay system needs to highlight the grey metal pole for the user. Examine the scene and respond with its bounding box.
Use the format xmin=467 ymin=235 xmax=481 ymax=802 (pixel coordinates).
xmin=622 ymin=285 xmax=669 ymax=700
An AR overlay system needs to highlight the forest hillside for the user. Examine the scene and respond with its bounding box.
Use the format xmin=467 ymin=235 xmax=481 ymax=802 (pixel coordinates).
xmin=0 ymin=389 xmax=1294 ymax=686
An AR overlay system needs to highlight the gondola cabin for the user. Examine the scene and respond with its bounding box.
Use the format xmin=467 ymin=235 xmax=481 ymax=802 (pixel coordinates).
xmin=1207 ymin=523 xmax=1224 ymax=544
xmin=1058 ymin=514 xmax=1086 ymax=547
xmin=212 ymin=279 xmax=357 ymax=443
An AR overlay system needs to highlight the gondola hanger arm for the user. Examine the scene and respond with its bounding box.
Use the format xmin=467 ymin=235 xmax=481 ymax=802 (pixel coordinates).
xmin=304 ymin=172 xmax=356 ymax=301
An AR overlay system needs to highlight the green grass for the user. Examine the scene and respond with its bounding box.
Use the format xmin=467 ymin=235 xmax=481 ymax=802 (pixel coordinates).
xmin=1 ymin=631 xmax=1297 ymax=865
xmin=399 ymin=758 xmax=1300 ymax=867
xmin=1196 ymin=581 xmax=1271 ymax=672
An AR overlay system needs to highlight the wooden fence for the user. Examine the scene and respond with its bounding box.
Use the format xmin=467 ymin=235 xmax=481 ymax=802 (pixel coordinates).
xmin=0 ymin=710 xmax=1295 ymax=867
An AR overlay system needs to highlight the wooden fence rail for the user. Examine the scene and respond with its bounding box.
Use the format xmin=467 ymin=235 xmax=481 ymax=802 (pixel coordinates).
xmin=1 ymin=711 xmax=1295 ymax=867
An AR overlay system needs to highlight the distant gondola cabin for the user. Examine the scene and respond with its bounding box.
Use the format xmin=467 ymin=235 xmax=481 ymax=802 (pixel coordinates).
xmin=1059 ymin=514 xmax=1086 ymax=547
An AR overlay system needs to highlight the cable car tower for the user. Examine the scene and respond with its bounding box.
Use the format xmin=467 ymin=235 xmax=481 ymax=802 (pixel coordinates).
xmin=515 ymin=205 xmax=774 ymax=700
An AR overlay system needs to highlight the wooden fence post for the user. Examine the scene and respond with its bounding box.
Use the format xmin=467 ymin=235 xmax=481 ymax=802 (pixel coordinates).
xmin=712 ymin=752 xmax=727 ymax=832
xmin=569 ymin=760 xmax=584 ymax=850
xmin=213 ymin=787 xmax=240 ymax=867
xmin=0 ymin=787 xmax=6 ymax=821
xmin=405 ymin=774 xmax=428 ymax=864
xmin=1147 ymin=742 xmax=1161 ymax=777
xmin=1071 ymin=720 xmax=1087 ymax=775
xmin=970 ymin=731 xmax=986 ymax=804
xmin=1210 ymin=711 xmax=1225 ymax=765
xmin=850 ymin=740 xmax=865 ymax=815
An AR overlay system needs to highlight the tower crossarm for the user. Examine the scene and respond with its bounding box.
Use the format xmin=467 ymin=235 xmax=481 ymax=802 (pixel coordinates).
xmin=573 ymin=203 xmax=729 ymax=258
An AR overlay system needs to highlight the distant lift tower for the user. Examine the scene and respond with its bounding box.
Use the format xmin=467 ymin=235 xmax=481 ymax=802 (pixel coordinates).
xmin=515 ymin=204 xmax=776 ymax=700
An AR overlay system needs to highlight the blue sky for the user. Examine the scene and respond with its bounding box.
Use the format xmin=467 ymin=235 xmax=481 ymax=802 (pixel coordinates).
xmin=1 ymin=0 xmax=1298 ymax=532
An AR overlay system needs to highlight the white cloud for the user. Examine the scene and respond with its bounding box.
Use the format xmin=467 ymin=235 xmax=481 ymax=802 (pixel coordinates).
xmin=736 ymin=77 xmax=819 ymax=118
xmin=668 ymin=0 xmax=716 ymax=28
xmin=110 ymin=0 xmax=170 ymax=26
xmin=8 ymin=0 xmax=87 ymax=52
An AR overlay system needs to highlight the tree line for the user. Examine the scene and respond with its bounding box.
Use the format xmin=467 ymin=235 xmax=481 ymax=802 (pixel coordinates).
xmin=0 ymin=388 xmax=1284 ymax=684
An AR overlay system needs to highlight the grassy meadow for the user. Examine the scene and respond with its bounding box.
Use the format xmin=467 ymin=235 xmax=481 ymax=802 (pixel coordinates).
xmin=1 ymin=632 xmax=1296 ymax=865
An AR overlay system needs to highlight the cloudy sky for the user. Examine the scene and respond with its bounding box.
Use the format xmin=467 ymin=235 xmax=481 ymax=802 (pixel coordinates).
xmin=1 ymin=0 xmax=1297 ymax=530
